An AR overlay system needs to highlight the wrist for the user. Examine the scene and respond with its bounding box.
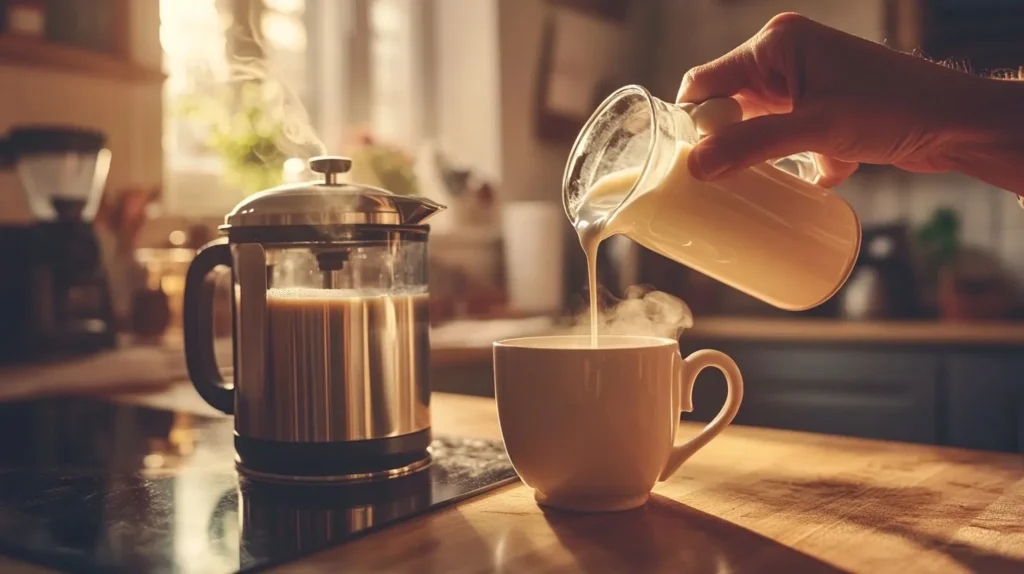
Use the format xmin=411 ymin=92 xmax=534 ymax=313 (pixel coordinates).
xmin=943 ymin=76 xmax=1023 ymax=144
xmin=937 ymin=77 xmax=1024 ymax=194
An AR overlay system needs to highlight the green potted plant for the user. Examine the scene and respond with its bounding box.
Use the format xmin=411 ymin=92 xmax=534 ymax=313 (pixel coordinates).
xmin=916 ymin=207 xmax=961 ymax=279
xmin=915 ymin=207 xmax=961 ymax=316
xmin=917 ymin=206 xmax=1016 ymax=320
xmin=176 ymin=81 xmax=299 ymax=197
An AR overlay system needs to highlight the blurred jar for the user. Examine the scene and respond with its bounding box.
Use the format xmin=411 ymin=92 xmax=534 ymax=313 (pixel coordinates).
xmin=134 ymin=248 xmax=195 ymax=335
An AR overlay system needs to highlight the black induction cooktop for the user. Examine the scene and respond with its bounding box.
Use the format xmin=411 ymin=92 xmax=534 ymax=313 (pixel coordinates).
xmin=0 ymin=396 xmax=518 ymax=574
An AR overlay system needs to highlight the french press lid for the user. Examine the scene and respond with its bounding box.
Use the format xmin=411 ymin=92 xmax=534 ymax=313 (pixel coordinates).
xmin=221 ymin=155 xmax=444 ymax=240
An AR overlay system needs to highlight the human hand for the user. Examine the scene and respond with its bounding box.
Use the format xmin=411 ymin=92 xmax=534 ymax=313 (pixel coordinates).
xmin=677 ymin=12 xmax=1024 ymax=190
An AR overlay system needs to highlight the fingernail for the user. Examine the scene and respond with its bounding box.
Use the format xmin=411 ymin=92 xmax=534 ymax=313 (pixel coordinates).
xmin=676 ymin=70 xmax=696 ymax=102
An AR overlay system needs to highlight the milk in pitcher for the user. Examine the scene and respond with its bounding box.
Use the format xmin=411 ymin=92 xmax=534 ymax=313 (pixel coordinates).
xmin=570 ymin=89 xmax=861 ymax=346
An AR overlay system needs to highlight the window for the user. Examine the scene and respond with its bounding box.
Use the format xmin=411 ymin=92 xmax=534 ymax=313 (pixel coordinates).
xmin=159 ymin=0 xmax=429 ymax=216
xmin=160 ymin=0 xmax=229 ymax=176
xmin=368 ymin=0 xmax=430 ymax=151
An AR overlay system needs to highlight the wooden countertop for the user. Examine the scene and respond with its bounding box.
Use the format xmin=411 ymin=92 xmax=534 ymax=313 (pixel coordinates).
xmin=275 ymin=393 xmax=1024 ymax=574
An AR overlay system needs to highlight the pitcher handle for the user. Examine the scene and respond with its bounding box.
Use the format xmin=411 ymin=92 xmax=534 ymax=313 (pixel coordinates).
xmin=659 ymin=349 xmax=743 ymax=480
xmin=183 ymin=240 xmax=235 ymax=414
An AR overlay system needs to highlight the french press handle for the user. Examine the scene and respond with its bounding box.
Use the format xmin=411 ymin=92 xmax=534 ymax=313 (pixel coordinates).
xmin=183 ymin=239 xmax=235 ymax=414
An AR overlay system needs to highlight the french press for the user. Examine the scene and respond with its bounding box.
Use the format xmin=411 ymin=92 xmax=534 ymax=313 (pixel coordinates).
xmin=184 ymin=156 xmax=445 ymax=483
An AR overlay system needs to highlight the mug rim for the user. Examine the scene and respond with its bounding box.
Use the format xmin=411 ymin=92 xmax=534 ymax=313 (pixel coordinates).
xmin=493 ymin=334 xmax=677 ymax=350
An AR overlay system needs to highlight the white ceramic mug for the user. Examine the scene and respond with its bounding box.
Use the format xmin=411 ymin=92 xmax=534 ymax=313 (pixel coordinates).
xmin=493 ymin=335 xmax=743 ymax=512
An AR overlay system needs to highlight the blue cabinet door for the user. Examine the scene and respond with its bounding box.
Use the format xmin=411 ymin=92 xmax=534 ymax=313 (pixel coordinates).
xmin=945 ymin=353 xmax=1023 ymax=453
xmin=684 ymin=343 xmax=940 ymax=444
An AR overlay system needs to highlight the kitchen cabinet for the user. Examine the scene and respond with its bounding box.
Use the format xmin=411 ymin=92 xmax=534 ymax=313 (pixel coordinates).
xmin=682 ymin=343 xmax=940 ymax=445
xmin=681 ymin=339 xmax=1024 ymax=454
xmin=944 ymin=352 xmax=1024 ymax=453
xmin=0 ymin=1 xmax=163 ymax=84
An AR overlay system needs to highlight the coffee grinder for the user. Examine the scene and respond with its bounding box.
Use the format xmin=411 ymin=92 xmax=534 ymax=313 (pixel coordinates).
xmin=0 ymin=125 xmax=117 ymax=364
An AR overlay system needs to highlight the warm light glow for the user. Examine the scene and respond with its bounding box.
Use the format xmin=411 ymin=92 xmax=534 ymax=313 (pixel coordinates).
xmin=159 ymin=0 xmax=229 ymax=86
xmin=371 ymin=0 xmax=404 ymax=34
xmin=262 ymin=11 xmax=307 ymax=51
xmin=168 ymin=230 xmax=187 ymax=246
xmin=143 ymin=453 xmax=166 ymax=469
xmin=264 ymin=0 xmax=304 ymax=14
xmin=283 ymin=157 xmax=306 ymax=174
xmin=283 ymin=157 xmax=307 ymax=183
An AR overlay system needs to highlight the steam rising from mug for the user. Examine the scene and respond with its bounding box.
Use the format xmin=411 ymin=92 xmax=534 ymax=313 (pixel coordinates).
xmin=563 ymin=285 xmax=694 ymax=341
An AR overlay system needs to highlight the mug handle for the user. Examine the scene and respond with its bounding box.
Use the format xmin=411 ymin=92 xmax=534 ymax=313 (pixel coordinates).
xmin=659 ymin=349 xmax=743 ymax=480
xmin=183 ymin=240 xmax=235 ymax=414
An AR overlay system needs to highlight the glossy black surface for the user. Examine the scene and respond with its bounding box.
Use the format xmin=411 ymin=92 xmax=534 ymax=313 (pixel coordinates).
xmin=0 ymin=397 xmax=518 ymax=573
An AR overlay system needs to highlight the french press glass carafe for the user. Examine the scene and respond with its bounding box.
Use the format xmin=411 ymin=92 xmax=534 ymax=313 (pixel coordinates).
xmin=184 ymin=156 xmax=445 ymax=483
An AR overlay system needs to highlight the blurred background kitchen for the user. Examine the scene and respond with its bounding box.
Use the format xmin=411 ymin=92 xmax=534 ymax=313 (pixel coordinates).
xmin=1 ymin=1 xmax=1023 ymax=452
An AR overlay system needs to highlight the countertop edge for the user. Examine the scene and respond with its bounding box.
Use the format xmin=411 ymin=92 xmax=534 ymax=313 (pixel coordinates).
xmin=430 ymin=319 xmax=1024 ymax=363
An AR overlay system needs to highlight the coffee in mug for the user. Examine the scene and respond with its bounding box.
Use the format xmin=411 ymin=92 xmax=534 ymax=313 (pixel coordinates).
xmin=493 ymin=335 xmax=742 ymax=512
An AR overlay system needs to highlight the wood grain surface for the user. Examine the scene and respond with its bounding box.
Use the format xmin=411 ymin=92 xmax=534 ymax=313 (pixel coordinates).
xmin=277 ymin=394 xmax=1024 ymax=574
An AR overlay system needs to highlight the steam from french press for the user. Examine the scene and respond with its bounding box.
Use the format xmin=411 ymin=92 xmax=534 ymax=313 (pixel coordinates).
xmin=224 ymin=61 xmax=326 ymax=161
xmin=220 ymin=7 xmax=326 ymax=162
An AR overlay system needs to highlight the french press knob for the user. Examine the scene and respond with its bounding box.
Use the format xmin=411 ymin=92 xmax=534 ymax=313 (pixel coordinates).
xmin=308 ymin=155 xmax=353 ymax=185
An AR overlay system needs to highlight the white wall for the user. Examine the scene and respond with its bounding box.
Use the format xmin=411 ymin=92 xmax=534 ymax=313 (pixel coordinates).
xmin=495 ymin=0 xmax=654 ymax=203
xmin=495 ymin=0 xmax=565 ymax=203
xmin=434 ymin=0 xmax=503 ymax=183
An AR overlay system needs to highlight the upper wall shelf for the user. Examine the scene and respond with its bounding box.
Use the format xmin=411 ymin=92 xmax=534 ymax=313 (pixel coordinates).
xmin=0 ymin=35 xmax=164 ymax=84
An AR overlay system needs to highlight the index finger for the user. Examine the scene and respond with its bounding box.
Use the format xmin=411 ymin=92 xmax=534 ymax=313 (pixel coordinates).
xmin=677 ymin=39 xmax=760 ymax=104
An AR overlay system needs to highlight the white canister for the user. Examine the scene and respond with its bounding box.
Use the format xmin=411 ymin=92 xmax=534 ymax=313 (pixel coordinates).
xmin=501 ymin=201 xmax=566 ymax=313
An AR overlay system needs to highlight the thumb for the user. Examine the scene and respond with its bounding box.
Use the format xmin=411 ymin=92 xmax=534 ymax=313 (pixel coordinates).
xmin=688 ymin=110 xmax=830 ymax=181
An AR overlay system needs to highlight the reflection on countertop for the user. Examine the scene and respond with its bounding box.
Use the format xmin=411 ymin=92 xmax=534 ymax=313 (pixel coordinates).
xmin=0 ymin=395 xmax=517 ymax=574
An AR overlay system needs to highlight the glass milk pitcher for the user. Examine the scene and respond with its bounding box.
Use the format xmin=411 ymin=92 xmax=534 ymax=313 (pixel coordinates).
xmin=563 ymin=85 xmax=861 ymax=311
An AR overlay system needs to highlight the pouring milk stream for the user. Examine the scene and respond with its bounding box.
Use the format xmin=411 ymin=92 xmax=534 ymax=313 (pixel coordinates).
xmin=565 ymin=86 xmax=862 ymax=346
